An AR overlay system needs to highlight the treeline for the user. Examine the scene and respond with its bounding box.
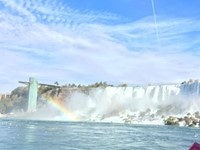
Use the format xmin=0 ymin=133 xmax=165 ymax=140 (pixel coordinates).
xmin=181 ymin=79 xmax=199 ymax=84
xmin=62 ymin=82 xmax=113 ymax=88
xmin=59 ymin=82 xmax=128 ymax=88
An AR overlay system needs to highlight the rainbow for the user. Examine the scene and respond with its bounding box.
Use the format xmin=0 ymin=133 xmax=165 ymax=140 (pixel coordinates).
xmin=46 ymin=97 xmax=80 ymax=121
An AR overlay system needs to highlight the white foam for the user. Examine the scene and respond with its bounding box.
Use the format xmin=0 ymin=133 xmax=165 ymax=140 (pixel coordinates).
xmin=64 ymin=81 xmax=200 ymax=123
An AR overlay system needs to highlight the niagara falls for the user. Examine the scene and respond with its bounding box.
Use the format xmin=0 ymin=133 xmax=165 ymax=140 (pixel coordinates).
xmin=2 ymin=79 xmax=200 ymax=125
xmin=1 ymin=0 xmax=200 ymax=149
xmin=1 ymin=79 xmax=200 ymax=149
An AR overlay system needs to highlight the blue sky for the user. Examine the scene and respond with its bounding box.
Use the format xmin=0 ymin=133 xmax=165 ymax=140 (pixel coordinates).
xmin=0 ymin=0 xmax=200 ymax=92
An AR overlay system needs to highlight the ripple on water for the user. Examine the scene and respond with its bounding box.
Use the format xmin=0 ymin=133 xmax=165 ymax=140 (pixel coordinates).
xmin=0 ymin=119 xmax=199 ymax=150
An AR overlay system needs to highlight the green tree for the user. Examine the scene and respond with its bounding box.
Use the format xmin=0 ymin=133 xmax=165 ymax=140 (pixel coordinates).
xmin=54 ymin=81 xmax=59 ymax=86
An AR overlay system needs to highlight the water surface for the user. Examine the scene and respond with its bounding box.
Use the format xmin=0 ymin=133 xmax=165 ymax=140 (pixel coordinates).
xmin=0 ymin=119 xmax=199 ymax=150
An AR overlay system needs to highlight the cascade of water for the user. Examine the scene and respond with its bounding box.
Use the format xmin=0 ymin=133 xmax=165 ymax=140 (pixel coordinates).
xmin=65 ymin=81 xmax=200 ymax=122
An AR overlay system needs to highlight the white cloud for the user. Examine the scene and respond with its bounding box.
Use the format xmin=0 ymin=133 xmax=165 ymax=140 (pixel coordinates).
xmin=0 ymin=0 xmax=200 ymax=92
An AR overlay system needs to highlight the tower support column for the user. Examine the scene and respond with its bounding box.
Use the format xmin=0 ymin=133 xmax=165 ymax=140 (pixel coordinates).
xmin=28 ymin=77 xmax=38 ymax=112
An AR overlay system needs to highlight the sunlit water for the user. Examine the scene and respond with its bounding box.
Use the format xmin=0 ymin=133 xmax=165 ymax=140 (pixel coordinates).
xmin=0 ymin=119 xmax=200 ymax=150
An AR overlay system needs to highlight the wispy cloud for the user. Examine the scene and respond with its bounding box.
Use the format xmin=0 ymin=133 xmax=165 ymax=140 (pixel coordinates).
xmin=0 ymin=0 xmax=200 ymax=92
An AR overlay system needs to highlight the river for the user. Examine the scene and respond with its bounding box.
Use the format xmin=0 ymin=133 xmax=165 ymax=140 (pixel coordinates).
xmin=0 ymin=119 xmax=199 ymax=150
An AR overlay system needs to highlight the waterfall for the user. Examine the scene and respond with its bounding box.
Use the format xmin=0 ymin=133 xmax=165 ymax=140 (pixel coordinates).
xmin=65 ymin=81 xmax=200 ymax=123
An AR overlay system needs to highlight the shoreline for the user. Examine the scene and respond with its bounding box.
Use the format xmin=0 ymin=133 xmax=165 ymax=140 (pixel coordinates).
xmin=1 ymin=111 xmax=200 ymax=128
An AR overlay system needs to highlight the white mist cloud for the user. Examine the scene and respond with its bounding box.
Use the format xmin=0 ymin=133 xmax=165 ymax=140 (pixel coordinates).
xmin=0 ymin=0 xmax=200 ymax=92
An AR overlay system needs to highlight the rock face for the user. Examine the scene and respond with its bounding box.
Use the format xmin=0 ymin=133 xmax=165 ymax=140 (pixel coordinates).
xmin=164 ymin=112 xmax=200 ymax=127
xmin=165 ymin=116 xmax=179 ymax=126
xmin=0 ymin=87 xmax=28 ymax=114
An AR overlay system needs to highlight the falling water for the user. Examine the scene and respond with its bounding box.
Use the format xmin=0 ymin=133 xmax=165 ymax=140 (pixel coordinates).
xmin=65 ymin=81 xmax=200 ymax=124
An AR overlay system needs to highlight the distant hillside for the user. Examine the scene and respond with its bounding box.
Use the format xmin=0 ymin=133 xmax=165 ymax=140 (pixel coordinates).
xmin=0 ymin=81 xmax=114 ymax=114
